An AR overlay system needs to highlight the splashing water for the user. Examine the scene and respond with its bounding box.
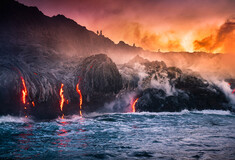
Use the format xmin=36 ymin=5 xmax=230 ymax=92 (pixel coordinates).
xmin=0 ymin=110 xmax=234 ymax=159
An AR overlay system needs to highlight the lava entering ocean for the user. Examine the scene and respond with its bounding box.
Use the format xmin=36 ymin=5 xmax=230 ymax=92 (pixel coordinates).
xmin=20 ymin=76 xmax=28 ymax=118
xmin=131 ymin=98 xmax=139 ymax=113
xmin=76 ymin=83 xmax=83 ymax=116
xmin=59 ymin=84 xmax=65 ymax=112
xmin=21 ymin=77 xmax=28 ymax=105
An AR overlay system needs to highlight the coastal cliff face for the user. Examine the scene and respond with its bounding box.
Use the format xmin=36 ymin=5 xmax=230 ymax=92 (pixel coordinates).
xmin=1 ymin=52 xmax=233 ymax=119
xmin=0 ymin=0 xmax=234 ymax=119
xmin=0 ymin=53 xmax=123 ymax=119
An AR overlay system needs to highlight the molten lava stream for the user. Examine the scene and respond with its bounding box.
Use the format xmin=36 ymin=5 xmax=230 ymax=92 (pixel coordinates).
xmin=232 ymin=89 xmax=235 ymax=94
xmin=21 ymin=77 xmax=28 ymax=117
xmin=76 ymin=83 xmax=83 ymax=116
xmin=21 ymin=77 xmax=28 ymax=105
xmin=59 ymin=84 xmax=65 ymax=112
xmin=131 ymin=98 xmax=139 ymax=113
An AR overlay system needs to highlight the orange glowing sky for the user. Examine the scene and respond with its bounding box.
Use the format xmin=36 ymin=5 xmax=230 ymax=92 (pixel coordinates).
xmin=18 ymin=0 xmax=235 ymax=53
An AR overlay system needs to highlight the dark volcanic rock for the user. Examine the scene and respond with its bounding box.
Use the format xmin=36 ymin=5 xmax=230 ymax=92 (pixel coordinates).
xmin=120 ymin=55 xmax=234 ymax=113
xmin=136 ymin=88 xmax=189 ymax=112
xmin=75 ymin=54 xmax=122 ymax=112
xmin=76 ymin=54 xmax=122 ymax=94
xmin=0 ymin=53 xmax=123 ymax=119
xmin=0 ymin=0 xmax=234 ymax=119
xmin=135 ymin=73 xmax=231 ymax=112
xmin=0 ymin=56 xmax=62 ymax=119
xmin=135 ymin=84 xmax=230 ymax=112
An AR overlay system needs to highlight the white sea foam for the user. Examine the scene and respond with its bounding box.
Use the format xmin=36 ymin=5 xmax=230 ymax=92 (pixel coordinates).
xmin=0 ymin=115 xmax=32 ymax=123
xmin=212 ymin=80 xmax=235 ymax=106
xmin=56 ymin=114 xmax=83 ymax=122
xmin=114 ymin=109 xmax=232 ymax=116
xmin=123 ymin=109 xmax=190 ymax=116
xmin=191 ymin=110 xmax=231 ymax=115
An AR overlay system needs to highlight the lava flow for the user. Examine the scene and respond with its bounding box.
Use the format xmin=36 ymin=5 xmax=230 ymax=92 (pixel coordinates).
xmin=76 ymin=83 xmax=83 ymax=116
xmin=21 ymin=77 xmax=28 ymax=104
xmin=59 ymin=84 xmax=65 ymax=112
xmin=131 ymin=98 xmax=139 ymax=113
xmin=20 ymin=76 xmax=28 ymax=118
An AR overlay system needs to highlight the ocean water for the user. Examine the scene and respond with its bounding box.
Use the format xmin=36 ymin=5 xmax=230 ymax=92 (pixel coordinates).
xmin=0 ymin=110 xmax=234 ymax=160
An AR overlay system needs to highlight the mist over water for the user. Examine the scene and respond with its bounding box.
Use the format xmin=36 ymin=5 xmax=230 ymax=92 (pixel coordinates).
xmin=0 ymin=110 xmax=234 ymax=159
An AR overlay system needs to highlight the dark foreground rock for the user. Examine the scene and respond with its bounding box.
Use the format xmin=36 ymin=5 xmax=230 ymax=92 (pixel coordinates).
xmin=0 ymin=53 xmax=122 ymax=119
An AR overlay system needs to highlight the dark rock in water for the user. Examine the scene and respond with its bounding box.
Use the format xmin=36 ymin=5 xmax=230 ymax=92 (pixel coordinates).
xmin=75 ymin=54 xmax=122 ymax=112
xmin=135 ymin=73 xmax=231 ymax=112
xmin=136 ymin=84 xmax=230 ymax=112
xmin=76 ymin=54 xmax=122 ymax=94
xmin=122 ymin=55 xmax=233 ymax=113
xmin=174 ymin=74 xmax=230 ymax=110
xmin=0 ymin=56 xmax=63 ymax=119
xmin=136 ymin=88 xmax=189 ymax=112
xmin=0 ymin=53 xmax=123 ymax=119
xmin=0 ymin=52 xmax=234 ymax=119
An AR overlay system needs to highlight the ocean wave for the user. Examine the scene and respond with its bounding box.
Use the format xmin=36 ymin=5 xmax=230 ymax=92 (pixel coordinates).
xmin=0 ymin=109 xmax=232 ymax=123
xmin=87 ymin=109 xmax=232 ymax=117
xmin=55 ymin=114 xmax=84 ymax=122
xmin=0 ymin=115 xmax=33 ymax=123
xmin=191 ymin=110 xmax=232 ymax=115
xmin=81 ymin=109 xmax=191 ymax=117
xmin=123 ymin=109 xmax=191 ymax=116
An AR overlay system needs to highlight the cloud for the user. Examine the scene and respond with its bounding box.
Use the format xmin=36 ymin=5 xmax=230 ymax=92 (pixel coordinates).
xmin=193 ymin=35 xmax=214 ymax=52
xmin=17 ymin=0 xmax=235 ymax=53
xmin=193 ymin=18 xmax=235 ymax=53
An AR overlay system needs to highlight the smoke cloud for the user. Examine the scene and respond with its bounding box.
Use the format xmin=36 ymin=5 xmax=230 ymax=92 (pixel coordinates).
xmin=17 ymin=0 xmax=235 ymax=53
xmin=194 ymin=18 xmax=235 ymax=53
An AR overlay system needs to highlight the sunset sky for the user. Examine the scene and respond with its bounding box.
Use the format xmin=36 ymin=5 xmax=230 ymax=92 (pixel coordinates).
xmin=18 ymin=0 xmax=235 ymax=53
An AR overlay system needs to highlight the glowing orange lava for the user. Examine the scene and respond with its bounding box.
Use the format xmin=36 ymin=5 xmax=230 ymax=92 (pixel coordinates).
xmin=232 ymin=89 xmax=235 ymax=94
xmin=59 ymin=84 xmax=65 ymax=111
xmin=32 ymin=101 xmax=35 ymax=107
xmin=76 ymin=83 xmax=83 ymax=116
xmin=21 ymin=77 xmax=28 ymax=104
xmin=131 ymin=98 xmax=139 ymax=113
